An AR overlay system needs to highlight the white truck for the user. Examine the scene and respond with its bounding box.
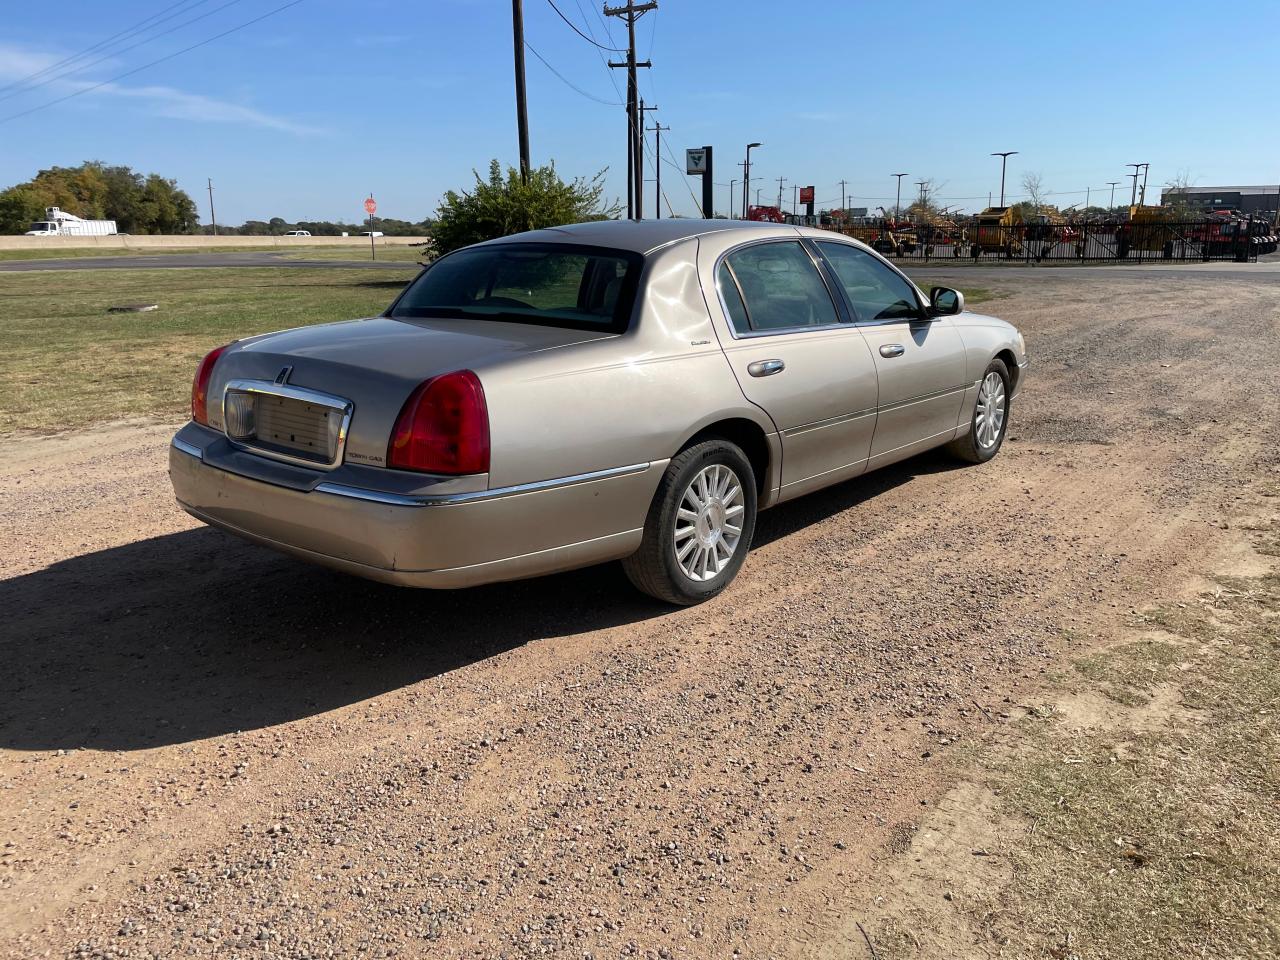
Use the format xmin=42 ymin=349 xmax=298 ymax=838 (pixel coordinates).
xmin=24 ymin=207 xmax=118 ymax=237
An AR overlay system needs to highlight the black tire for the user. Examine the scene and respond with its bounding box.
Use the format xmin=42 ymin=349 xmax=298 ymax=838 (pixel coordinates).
xmin=622 ymin=439 xmax=758 ymax=606
xmin=947 ymin=358 xmax=1012 ymax=464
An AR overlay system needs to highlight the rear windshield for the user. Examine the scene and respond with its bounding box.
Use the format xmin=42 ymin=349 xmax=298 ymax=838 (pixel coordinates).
xmin=390 ymin=242 xmax=642 ymax=333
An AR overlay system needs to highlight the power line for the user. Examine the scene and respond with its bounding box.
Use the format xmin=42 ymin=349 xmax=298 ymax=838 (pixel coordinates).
xmin=0 ymin=0 xmax=307 ymax=126
xmin=0 ymin=0 xmax=213 ymax=96
xmin=545 ymin=0 xmax=624 ymax=50
xmin=570 ymin=0 xmax=623 ymax=101
xmin=0 ymin=0 xmax=250 ymax=106
xmin=525 ymin=41 xmax=621 ymax=105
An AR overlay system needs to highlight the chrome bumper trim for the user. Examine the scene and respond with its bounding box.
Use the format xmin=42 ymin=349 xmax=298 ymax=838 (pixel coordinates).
xmin=314 ymin=461 xmax=655 ymax=508
xmin=172 ymin=436 xmax=204 ymax=460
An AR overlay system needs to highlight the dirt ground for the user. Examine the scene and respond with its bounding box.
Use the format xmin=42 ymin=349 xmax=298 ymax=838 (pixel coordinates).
xmin=2 ymin=264 xmax=1277 ymax=959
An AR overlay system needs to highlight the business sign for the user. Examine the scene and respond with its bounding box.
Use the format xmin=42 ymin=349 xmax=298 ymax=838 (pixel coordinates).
xmin=850 ymin=206 xmax=868 ymax=217
xmin=685 ymin=148 xmax=707 ymax=176
xmin=799 ymin=185 xmax=815 ymax=204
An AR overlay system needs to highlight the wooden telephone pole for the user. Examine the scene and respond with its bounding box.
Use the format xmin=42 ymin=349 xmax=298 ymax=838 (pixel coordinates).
xmin=606 ymin=1 xmax=657 ymax=220
xmin=646 ymin=117 xmax=670 ymax=218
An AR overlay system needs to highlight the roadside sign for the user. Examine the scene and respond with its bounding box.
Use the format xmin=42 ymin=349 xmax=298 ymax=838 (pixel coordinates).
xmin=364 ymin=197 xmax=377 ymax=215
xmin=685 ymin=149 xmax=707 ymax=176
xmin=799 ymin=186 xmax=815 ymax=204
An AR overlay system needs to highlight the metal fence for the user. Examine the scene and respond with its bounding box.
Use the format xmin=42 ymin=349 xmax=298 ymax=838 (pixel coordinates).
xmin=814 ymin=218 xmax=1279 ymax=264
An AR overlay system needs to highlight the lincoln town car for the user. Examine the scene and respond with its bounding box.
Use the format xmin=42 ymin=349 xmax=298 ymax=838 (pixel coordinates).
xmin=170 ymin=220 xmax=1027 ymax=605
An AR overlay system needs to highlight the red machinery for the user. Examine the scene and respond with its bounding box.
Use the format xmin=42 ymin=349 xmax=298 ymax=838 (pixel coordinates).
xmin=746 ymin=205 xmax=786 ymax=223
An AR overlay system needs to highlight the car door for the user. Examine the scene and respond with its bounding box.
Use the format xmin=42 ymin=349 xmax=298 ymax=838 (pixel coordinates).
xmin=814 ymin=240 xmax=969 ymax=465
xmin=709 ymin=238 xmax=879 ymax=499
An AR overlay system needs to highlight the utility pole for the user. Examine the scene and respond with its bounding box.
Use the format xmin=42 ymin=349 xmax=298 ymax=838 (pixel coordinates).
xmin=839 ymin=178 xmax=847 ymax=213
xmin=892 ymin=173 xmax=908 ymax=220
xmin=1107 ymin=181 xmax=1120 ymax=213
xmin=646 ymin=118 xmax=669 ymax=218
xmin=729 ymin=179 xmax=736 ymax=219
xmin=991 ymin=151 xmax=1017 ymax=207
xmin=511 ymin=0 xmax=531 ymax=182
xmin=207 ymin=178 xmax=217 ymax=236
xmin=741 ymin=142 xmax=760 ymax=220
xmin=775 ymin=175 xmax=787 ymax=209
xmin=606 ymin=1 xmax=657 ymax=221
xmin=638 ymin=99 xmax=659 ymax=218
xmin=755 ymin=187 xmax=762 ymax=207
xmin=792 ymin=184 xmax=797 ymax=216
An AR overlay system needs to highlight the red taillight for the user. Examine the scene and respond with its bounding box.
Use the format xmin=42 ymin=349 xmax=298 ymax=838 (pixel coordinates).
xmin=387 ymin=370 xmax=490 ymax=475
xmin=191 ymin=344 xmax=230 ymax=426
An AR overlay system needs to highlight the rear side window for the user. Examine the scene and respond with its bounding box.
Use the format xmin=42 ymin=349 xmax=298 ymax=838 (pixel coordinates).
xmin=816 ymin=241 xmax=922 ymax=322
xmin=716 ymin=261 xmax=751 ymax=334
xmin=391 ymin=243 xmax=641 ymax=333
xmin=720 ymin=241 xmax=839 ymax=334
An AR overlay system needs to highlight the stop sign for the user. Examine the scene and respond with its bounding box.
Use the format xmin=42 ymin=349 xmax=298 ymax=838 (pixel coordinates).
xmin=363 ymin=197 xmax=377 ymax=215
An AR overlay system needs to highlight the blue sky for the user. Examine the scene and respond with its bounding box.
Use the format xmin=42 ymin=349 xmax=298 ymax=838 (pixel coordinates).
xmin=2 ymin=0 xmax=1278 ymax=223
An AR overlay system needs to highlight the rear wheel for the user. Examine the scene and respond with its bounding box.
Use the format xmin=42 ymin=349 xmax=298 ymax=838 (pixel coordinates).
xmin=947 ymin=358 xmax=1011 ymax=464
xmin=623 ymin=440 xmax=757 ymax=605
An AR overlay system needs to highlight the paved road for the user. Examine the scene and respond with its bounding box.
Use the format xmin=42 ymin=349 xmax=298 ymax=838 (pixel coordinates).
xmin=0 ymin=251 xmax=419 ymax=272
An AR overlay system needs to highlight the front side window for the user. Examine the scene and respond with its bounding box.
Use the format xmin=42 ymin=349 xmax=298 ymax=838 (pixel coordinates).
xmin=816 ymin=241 xmax=922 ymax=322
xmin=391 ymin=243 xmax=640 ymax=333
xmin=720 ymin=240 xmax=839 ymax=334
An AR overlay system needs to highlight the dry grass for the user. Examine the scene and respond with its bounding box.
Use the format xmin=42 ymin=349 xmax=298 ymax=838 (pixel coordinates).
xmin=0 ymin=266 xmax=416 ymax=434
xmin=981 ymin=574 xmax=1280 ymax=959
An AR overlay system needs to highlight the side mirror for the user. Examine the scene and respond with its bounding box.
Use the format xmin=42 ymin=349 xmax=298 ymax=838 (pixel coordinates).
xmin=930 ymin=286 xmax=964 ymax=316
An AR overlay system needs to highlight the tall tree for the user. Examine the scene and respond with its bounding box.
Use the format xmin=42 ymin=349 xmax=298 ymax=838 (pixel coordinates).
xmin=0 ymin=161 xmax=198 ymax=234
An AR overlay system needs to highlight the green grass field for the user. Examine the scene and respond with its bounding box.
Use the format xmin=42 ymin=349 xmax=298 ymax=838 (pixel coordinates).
xmin=0 ymin=244 xmax=427 ymax=263
xmin=0 ymin=266 xmax=416 ymax=435
xmin=0 ymin=262 xmax=999 ymax=436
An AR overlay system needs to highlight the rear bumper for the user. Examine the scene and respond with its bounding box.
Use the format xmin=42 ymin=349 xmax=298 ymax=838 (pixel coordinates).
xmin=169 ymin=428 xmax=664 ymax=589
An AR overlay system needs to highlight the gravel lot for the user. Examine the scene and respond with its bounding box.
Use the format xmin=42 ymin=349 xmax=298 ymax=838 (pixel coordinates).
xmin=2 ymin=266 xmax=1277 ymax=958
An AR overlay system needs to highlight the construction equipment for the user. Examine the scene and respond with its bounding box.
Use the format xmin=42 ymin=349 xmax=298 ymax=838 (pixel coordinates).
xmin=746 ymin=205 xmax=786 ymax=223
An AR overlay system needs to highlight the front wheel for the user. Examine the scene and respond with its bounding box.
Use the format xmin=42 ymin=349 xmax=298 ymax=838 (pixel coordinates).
xmin=947 ymin=359 xmax=1011 ymax=464
xmin=623 ymin=440 xmax=758 ymax=605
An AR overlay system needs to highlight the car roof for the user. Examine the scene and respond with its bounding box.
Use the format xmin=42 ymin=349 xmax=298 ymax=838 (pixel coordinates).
xmin=478 ymin=218 xmax=847 ymax=255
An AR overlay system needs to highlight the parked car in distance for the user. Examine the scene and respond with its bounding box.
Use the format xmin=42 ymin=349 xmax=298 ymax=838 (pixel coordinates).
xmin=170 ymin=220 xmax=1027 ymax=605
xmin=283 ymin=229 xmax=312 ymax=237
xmin=361 ymin=230 xmax=384 ymax=238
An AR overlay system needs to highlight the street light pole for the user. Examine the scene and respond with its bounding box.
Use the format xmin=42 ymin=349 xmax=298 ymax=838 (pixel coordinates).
xmin=1127 ymin=163 xmax=1145 ymax=207
xmin=1107 ymin=181 xmax=1120 ymax=213
xmin=892 ymin=173 xmax=907 ymax=220
xmin=991 ymin=151 xmax=1017 ymax=207
xmin=1140 ymin=163 xmax=1150 ymax=206
xmin=729 ymin=179 xmax=736 ymax=219
xmin=742 ymin=142 xmax=761 ymax=220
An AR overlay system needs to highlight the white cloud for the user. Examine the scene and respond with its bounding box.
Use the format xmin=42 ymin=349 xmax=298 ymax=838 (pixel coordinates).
xmin=89 ymin=81 xmax=325 ymax=135
xmin=0 ymin=42 xmax=322 ymax=135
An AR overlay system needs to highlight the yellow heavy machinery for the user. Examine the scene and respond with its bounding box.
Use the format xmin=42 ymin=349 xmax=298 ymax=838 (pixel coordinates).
xmin=1121 ymin=204 xmax=1177 ymax=252
xmin=971 ymin=205 xmax=1022 ymax=256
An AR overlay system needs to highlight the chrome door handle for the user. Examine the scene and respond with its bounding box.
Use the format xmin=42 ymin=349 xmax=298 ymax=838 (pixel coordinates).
xmin=747 ymin=359 xmax=786 ymax=377
xmin=879 ymin=344 xmax=905 ymax=358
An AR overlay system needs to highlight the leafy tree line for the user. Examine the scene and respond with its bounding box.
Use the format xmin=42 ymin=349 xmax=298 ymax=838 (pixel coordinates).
xmin=0 ymin=161 xmax=198 ymax=234
xmin=196 ymin=217 xmax=433 ymax=237
xmin=3 ymin=158 xmax=620 ymax=244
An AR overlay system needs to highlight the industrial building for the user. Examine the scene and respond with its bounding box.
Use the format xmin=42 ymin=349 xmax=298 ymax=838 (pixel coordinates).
xmin=1162 ymin=185 xmax=1280 ymax=218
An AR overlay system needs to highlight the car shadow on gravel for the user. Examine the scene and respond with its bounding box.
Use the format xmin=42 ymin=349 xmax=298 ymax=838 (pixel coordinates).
xmin=0 ymin=450 xmax=965 ymax=754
